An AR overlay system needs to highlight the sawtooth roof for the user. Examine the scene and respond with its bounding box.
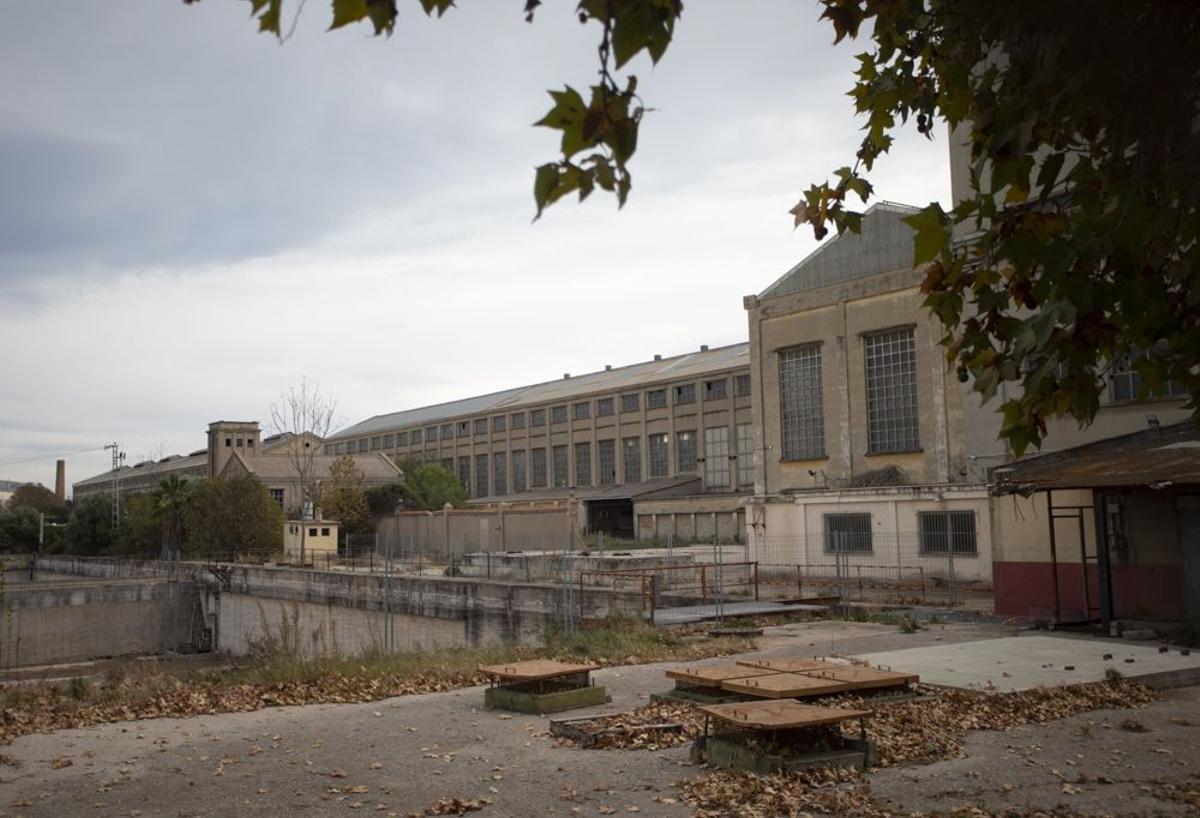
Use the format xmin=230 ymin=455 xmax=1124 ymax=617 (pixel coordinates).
xmin=758 ymin=201 xmax=921 ymax=299
xmin=331 ymin=342 xmax=750 ymax=440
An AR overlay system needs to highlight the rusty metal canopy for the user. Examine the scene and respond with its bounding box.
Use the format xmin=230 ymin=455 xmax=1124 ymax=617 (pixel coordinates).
xmin=720 ymin=672 xmax=851 ymax=699
xmin=478 ymin=659 xmax=599 ymax=682
xmin=993 ymin=421 xmax=1200 ymax=492
xmin=665 ymin=664 xmax=779 ymax=686
xmin=735 ymin=658 xmax=845 ymax=674
xmin=699 ymin=700 xmax=871 ymax=730
xmin=800 ymin=666 xmax=918 ymax=690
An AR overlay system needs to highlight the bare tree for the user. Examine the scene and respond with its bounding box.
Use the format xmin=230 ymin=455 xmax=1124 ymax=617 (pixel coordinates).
xmin=269 ymin=377 xmax=337 ymax=564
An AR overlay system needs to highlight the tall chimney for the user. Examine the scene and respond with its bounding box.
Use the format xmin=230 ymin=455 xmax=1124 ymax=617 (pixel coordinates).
xmin=55 ymin=459 xmax=66 ymax=501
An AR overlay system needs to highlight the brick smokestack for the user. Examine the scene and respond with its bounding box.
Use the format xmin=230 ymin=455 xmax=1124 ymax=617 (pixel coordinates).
xmin=55 ymin=459 xmax=66 ymax=502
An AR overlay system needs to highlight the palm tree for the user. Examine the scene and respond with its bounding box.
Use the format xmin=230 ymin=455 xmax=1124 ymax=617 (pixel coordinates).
xmin=152 ymin=475 xmax=194 ymax=559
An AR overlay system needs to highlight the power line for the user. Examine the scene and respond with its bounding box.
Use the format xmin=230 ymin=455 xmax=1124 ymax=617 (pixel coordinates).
xmin=0 ymin=446 xmax=108 ymax=469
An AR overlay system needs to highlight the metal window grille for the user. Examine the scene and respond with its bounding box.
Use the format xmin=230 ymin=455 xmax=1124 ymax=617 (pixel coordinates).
xmin=457 ymin=456 xmax=471 ymax=490
xmin=598 ymin=439 xmax=616 ymax=485
xmin=383 ymin=434 xmax=394 ymax=448
xmin=864 ymin=328 xmax=920 ymax=454
xmin=621 ymin=393 xmax=640 ymax=413
xmin=918 ymin=511 xmax=978 ymax=555
xmin=552 ymin=445 xmax=569 ymax=488
xmin=335 ymin=442 xmax=346 ymax=455
xmin=596 ymin=398 xmax=614 ymax=417
xmin=425 ymin=426 xmax=438 ymax=443
xmin=370 ymin=436 xmax=381 ymax=451
xmin=623 ymin=437 xmax=641 ymax=483
xmin=704 ymin=426 xmax=730 ymax=487
xmin=573 ymin=401 xmax=590 ymax=420
xmin=551 ymin=405 xmax=568 ymax=424
xmin=779 ymin=343 xmax=825 ymax=460
xmin=360 ymin=439 xmax=371 ymax=453
xmin=511 ymin=412 xmax=526 ymax=430
xmin=440 ymin=424 xmax=453 ymax=440
xmin=1109 ymin=349 xmax=1186 ymax=402
xmin=492 ymin=416 xmax=506 ymax=433
xmin=823 ymin=513 xmax=873 ymax=553
xmin=736 ymin=423 xmax=754 ymax=486
xmin=574 ymin=442 xmax=591 ymax=486
xmin=646 ymin=389 xmax=667 ymax=409
xmin=674 ymin=383 xmax=696 ymax=405
xmin=734 ymin=373 xmax=752 ymax=397
xmin=531 ymin=448 xmax=547 ymax=488
xmin=511 ymin=449 xmax=526 ymax=492
xmin=531 ymin=408 xmax=546 ymax=427
xmin=704 ymin=379 xmax=727 ymax=400
xmin=270 ymin=488 xmax=284 ymax=508
xmin=457 ymin=421 xmax=470 ymax=437
xmin=493 ymin=451 xmax=507 ymax=495
xmin=474 ymin=418 xmax=488 ymax=435
xmin=648 ymin=433 xmax=669 ymax=477
xmin=411 ymin=430 xmax=423 ymax=445
xmin=677 ymin=430 xmax=696 ymax=472
xmin=474 ymin=454 xmax=488 ymax=498
xmin=397 ymin=432 xmax=408 ymax=446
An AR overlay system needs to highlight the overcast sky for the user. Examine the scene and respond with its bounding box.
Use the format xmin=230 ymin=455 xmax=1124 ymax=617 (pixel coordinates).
xmin=0 ymin=0 xmax=950 ymax=490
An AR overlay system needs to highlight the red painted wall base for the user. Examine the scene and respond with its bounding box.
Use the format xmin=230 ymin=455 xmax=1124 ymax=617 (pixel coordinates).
xmin=993 ymin=561 xmax=1184 ymax=621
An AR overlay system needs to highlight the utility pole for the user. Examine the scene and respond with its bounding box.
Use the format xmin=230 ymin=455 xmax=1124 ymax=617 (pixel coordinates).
xmin=104 ymin=443 xmax=125 ymax=528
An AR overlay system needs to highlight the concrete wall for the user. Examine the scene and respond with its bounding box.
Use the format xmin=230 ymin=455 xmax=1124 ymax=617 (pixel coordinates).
xmin=635 ymin=494 xmax=747 ymax=543
xmin=381 ymin=506 xmax=575 ymax=558
xmin=0 ymin=575 xmax=196 ymax=669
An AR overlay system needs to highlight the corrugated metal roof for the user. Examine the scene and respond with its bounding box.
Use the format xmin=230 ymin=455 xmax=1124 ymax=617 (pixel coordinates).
xmin=758 ymin=202 xmax=921 ymax=299
xmin=993 ymin=422 xmax=1200 ymax=492
xmin=331 ymin=343 xmax=750 ymax=440
xmin=74 ymin=452 xmax=207 ymax=488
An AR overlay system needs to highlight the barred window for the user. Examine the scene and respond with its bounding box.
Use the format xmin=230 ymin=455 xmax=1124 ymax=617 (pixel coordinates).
xmin=648 ymin=433 xmax=669 ymax=477
xmin=621 ymin=393 xmax=640 ymax=413
xmin=864 ymin=328 xmax=920 ymax=454
xmin=440 ymin=458 xmax=453 ymax=475
xmin=474 ymin=453 xmax=488 ymax=498
xmin=492 ymin=415 xmax=506 ymax=433
xmin=531 ymin=448 xmax=547 ymax=488
xmin=918 ymin=511 xmax=977 ymax=555
xmin=704 ymin=426 xmax=730 ymax=487
xmin=474 ymin=418 xmax=488 ymax=435
xmin=552 ymin=445 xmax=569 ymax=488
xmin=397 ymin=432 xmax=409 ymax=446
xmin=824 ymin=513 xmax=873 ymax=553
xmin=551 ymin=405 xmax=568 ymax=424
xmin=440 ymin=424 xmax=453 ymax=440
xmin=704 ymin=379 xmax=727 ymax=400
xmin=511 ymin=412 xmax=526 ymax=430
xmin=411 ymin=429 xmax=423 ymax=445
xmin=779 ymin=344 xmax=825 ymax=460
xmin=425 ymin=426 xmax=438 ymax=443
xmin=511 ymin=449 xmax=526 ymax=492
xmin=370 ymin=436 xmax=381 ymax=451
xmin=382 ymin=434 xmax=394 ymax=449
xmin=574 ymin=442 xmax=591 ymax=487
xmin=324 ymin=444 xmax=333 ymax=455
xmin=457 ymin=456 xmax=471 ymax=491
xmin=596 ymin=397 xmax=614 ymax=417
xmin=457 ymin=421 xmax=470 ymax=438
xmin=1109 ymin=349 xmax=1187 ymax=402
xmin=677 ymin=430 xmax=697 ymax=473
xmin=493 ymin=451 xmax=507 ymax=496
xmin=646 ymin=389 xmax=667 ymax=409
xmin=573 ymin=401 xmax=590 ymax=420
xmin=530 ymin=408 xmax=546 ymax=427
xmin=734 ymin=373 xmax=752 ymax=397
xmin=623 ymin=437 xmax=641 ymax=483
xmin=598 ymin=439 xmax=616 ymax=485
xmin=674 ymin=383 xmax=696 ymax=405
xmin=736 ymin=423 xmax=754 ymax=486
xmin=335 ymin=442 xmax=346 ymax=455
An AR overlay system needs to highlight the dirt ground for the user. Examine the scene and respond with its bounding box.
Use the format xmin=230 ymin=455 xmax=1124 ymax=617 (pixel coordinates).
xmin=0 ymin=619 xmax=1195 ymax=818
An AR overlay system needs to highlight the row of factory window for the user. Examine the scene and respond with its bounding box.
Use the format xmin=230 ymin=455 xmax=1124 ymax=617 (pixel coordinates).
xmin=406 ymin=425 xmax=757 ymax=497
xmin=328 ymin=374 xmax=751 ymax=457
xmin=823 ymin=510 xmax=979 ymax=556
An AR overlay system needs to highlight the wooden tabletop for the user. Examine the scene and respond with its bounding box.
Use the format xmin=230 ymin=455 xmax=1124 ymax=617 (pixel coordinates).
xmin=720 ymin=672 xmax=851 ymax=699
xmin=798 ymin=665 xmax=918 ymax=690
xmin=665 ymin=664 xmax=779 ymax=685
xmin=735 ymin=658 xmax=845 ymax=674
xmin=477 ymin=659 xmax=600 ymax=682
xmin=698 ymin=699 xmax=871 ymax=730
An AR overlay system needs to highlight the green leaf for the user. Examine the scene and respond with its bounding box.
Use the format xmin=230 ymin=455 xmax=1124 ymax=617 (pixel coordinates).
xmin=330 ymin=0 xmax=369 ymax=30
xmin=904 ymin=204 xmax=950 ymax=265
